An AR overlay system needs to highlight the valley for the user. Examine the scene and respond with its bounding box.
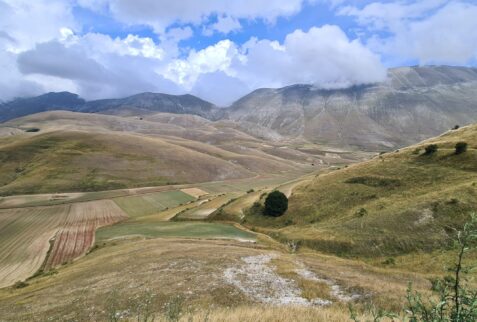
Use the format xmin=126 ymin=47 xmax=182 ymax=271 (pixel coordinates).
xmin=0 ymin=66 xmax=476 ymax=321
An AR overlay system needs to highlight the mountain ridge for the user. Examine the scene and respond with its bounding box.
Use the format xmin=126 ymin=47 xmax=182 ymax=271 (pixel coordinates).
xmin=2 ymin=65 xmax=477 ymax=150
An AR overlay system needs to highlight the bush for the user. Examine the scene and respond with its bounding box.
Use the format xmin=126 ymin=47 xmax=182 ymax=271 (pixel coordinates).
xmin=13 ymin=281 xmax=28 ymax=289
xmin=424 ymin=144 xmax=438 ymax=155
xmin=24 ymin=128 xmax=40 ymax=133
xmin=455 ymin=142 xmax=468 ymax=155
xmin=355 ymin=208 xmax=368 ymax=217
xmin=453 ymin=125 xmax=460 ymax=130
xmin=264 ymin=191 xmax=288 ymax=217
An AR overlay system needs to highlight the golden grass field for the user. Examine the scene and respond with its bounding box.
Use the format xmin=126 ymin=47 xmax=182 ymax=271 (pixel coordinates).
xmin=0 ymin=111 xmax=367 ymax=196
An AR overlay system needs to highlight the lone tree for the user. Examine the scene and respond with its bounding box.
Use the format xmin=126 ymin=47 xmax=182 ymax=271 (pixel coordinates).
xmin=264 ymin=191 xmax=288 ymax=217
xmin=424 ymin=144 xmax=438 ymax=155
xmin=455 ymin=142 xmax=468 ymax=155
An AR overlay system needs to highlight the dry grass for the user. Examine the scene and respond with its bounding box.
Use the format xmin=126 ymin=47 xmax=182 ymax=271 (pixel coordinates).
xmin=0 ymin=110 xmax=360 ymax=195
xmin=242 ymin=124 xmax=477 ymax=259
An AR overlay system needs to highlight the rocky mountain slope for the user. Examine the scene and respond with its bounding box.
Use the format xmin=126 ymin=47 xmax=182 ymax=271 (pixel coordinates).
xmin=2 ymin=66 xmax=477 ymax=151
xmin=228 ymin=66 xmax=477 ymax=150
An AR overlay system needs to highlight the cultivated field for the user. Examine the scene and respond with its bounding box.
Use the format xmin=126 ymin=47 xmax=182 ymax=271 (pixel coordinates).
xmin=113 ymin=190 xmax=196 ymax=217
xmin=175 ymin=193 xmax=241 ymax=220
xmin=44 ymin=200 xmax=128 ymax=269
xmin=0 ymin=205 xmax=68 ymax=288
xmin=0 ymin=200 xmax=127 ymax=288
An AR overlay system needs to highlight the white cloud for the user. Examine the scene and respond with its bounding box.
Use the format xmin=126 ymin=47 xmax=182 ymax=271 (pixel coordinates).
xmin=233 ymin=25 xmax=386 ymax=89
xmin=161 ymin=25 xmax=386 ymax=104
xmin=88 ymin=0 xmax=306 ymax=34
xmin=10 ymin=19 xmax=386 ymax=105
xmin=165 ymin=40 xmax=239 ymax=88
xmin=340 ymin=1 xmax=477 ymax=65
xmin=203 ymin=15 xmax=242 ymax=36
xmin=16 ymin=33 xmax=181 ymax=100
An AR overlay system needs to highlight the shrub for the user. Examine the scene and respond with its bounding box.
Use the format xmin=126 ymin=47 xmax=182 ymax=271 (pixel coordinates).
xmin=453 ymin=125 xmax=460 ymax=130
xmin=247 ymin=189 xmax=254 ymax=193
xmin=345 ymin=176 xmax=401 ymax=188
xmin=424 ymin=144 xmax=438 ymax=155
xmin=264 ymin=191 xmax=288 ymax=217
xmin=24 ymin=128 xmax=40 ymax=133
xmin=381 ymin=257 xmax=395 ymax=265
xmin=355 ymin=208 xmax=368 ymax=217
xmin=455 ymin=142 xmax=468 ymax=155
xmin=13 ymin=281 xmax=28 ymax=289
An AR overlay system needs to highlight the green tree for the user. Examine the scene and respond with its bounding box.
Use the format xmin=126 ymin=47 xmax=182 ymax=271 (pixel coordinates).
xmin=455 ymin=142 xmax=468 ymax=155
xmin=264 ymin=191 xmax=288 ymax=217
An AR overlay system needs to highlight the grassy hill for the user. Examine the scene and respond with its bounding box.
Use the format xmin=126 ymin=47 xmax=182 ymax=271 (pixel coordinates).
xmin=243 ymin=124 xmax=477 ymax=257
xmin=0 ymin=111 xmax=365 ymax=196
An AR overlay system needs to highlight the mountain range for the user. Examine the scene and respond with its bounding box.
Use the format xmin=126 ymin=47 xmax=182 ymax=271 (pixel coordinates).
xmin=2 ymin=65 xmax=477 ymax=151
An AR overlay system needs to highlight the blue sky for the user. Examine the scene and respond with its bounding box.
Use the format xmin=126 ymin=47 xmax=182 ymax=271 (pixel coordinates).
xmin=1 ymin=0 xmax=477 ymax=104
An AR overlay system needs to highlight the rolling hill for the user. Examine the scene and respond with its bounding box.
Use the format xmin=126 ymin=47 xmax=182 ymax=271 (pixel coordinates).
xmin=0 ymin=111 xmax=362 ymax=196
xmin=242 ymin=124 xmax=477 ymax=257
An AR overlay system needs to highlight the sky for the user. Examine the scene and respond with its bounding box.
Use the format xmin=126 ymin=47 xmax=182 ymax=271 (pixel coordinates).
xmin=1 ymin=0 xmax=477 ymax=105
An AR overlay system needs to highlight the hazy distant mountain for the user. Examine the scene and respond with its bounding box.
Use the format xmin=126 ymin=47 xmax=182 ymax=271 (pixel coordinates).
xmin=2 ymin=66 xmax=477 ymax=151
xmin=227 ymin=66 xmax=477 ymax=150
xmin=0 ymin=92 xmax=85 ymax=122
xmin=0 ymin=92 xmax=222 ymax=123
xmin=81 ymin=92 xmax=224 ymax=119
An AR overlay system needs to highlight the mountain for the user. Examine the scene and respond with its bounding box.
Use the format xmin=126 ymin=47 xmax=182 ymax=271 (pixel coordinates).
xmin=0 ymin=92 xmax=222 ymax=123
xmin=242 ymin=123 xmax=477 ymax=257
xmin=2 ymin=66 xmax=477 ymax=151
xmin=227 ymin=66 xmax=477 ymax=150
xmin=81 ymin=92 xmax=224 ymax=119
xmin=0 ymin=92 xmax=85 ymax=122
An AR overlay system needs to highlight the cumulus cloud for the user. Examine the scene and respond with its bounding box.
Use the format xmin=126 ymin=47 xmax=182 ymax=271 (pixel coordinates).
xmin=99 ymin=0 xmax=306 ymax=34
xmin=340 ymin=0 xmax=477 ymax=65
xmin=203 ymin=15 xmax=242 ymax=36
xmin=233 ymin=25 xmax=386 ymax=89
xmin=16 ymin=34 xmax=181 ymax=100
xmin=11 ymin=23 xmax=386 ymax=104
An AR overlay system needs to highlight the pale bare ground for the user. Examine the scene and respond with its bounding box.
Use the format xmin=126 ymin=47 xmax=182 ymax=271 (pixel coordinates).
xmin=0 ymin=238 xmax=429 ymax=321
xmin=180 ymin=188 xmax=209 ymax=198
xmin=0 ymin=205 xmax=69 ymax=288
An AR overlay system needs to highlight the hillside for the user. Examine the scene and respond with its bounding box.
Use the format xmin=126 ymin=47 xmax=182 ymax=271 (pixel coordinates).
xmin=242 ymin=124 xmax=477 ymax=257
xmin=0 ymin=111 xmax=362 ymax=195
xmin=228 ymin=66 xmax=477 ymax=150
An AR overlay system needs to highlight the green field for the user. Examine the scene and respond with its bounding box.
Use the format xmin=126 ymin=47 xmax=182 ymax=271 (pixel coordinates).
xmin=96 ymin=221 xmax=255 ymax=242
xmin=113 ymin=191 xmax=195 ymax=217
